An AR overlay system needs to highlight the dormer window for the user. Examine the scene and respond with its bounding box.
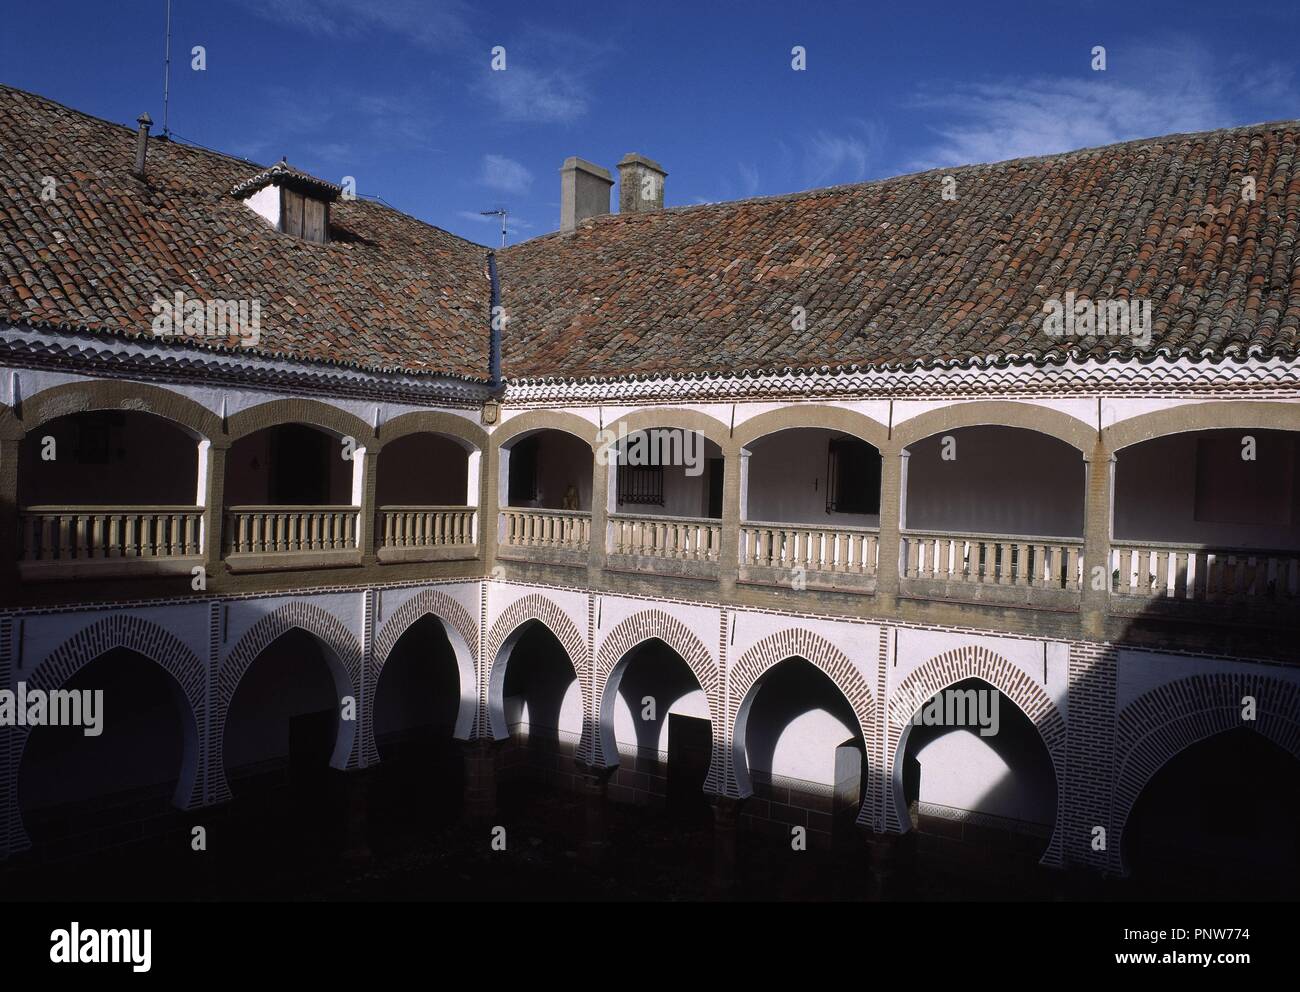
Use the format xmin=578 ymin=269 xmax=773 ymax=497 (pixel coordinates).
xmin=231 ymin=159 xmax=341 ymax=245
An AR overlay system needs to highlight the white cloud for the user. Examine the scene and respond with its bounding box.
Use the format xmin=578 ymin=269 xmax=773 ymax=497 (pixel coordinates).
xmin=803 ymin=120 xmax=883 ymax=184
xmin=737 ymin=163 xmax=761 ymax=197
xmin=479 ymin=154 xmax=533 ymax=195
xmin=481 ymin=65 xmax=590 ymax=124
xmin=904 ymin=42 xmax=1286 ymax=172
xmin=243 ymin=0 xmax=474 ymax=50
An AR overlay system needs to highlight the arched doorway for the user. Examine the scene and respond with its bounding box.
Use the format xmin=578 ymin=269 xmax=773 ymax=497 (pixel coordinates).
xmin=18 ymin=647 xmax=197 ymax=846
xmin=897 ymin=677 xmax=1058 ymax=869
xmin=737 ymin=657 xmax=867 ymax=848
xmin=1124 ymin=727 xmax=1300 ymax=899
xmin=599 ymin=638 xmax=712 ymax=821
xmin=222 ymin=628 xmax=349 ymax=858
xmin=369 ymin=615 xmax=465 ymax=843
xmin=495 ymin=621 xmax=582 ymax=810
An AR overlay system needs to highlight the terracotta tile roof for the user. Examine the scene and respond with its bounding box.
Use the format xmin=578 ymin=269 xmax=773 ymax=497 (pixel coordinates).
xmin=499 ymin=120 xmax=1300 ymax=380
xmin=0 ymin=84 xmax=490 ymax=379
xmin=2 ymin=84 xmax=1298 ymax=386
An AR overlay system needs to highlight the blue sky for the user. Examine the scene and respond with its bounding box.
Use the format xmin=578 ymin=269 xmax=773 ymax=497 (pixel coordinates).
xmin=3 ymin=0 xmax=1297 ymax=246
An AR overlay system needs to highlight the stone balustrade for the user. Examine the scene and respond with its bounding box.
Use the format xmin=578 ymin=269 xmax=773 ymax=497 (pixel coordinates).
xmin=377 ymin=505 xmax=477 ymax=562
xmin=1110 ymin=541 xmax=1300 ymax=605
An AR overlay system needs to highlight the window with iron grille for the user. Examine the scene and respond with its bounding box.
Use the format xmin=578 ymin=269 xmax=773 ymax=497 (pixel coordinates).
xmin=826 ymin=436 xmax=881 ymax=514
xmin=617 ymin=464 xmax=665 ymax=506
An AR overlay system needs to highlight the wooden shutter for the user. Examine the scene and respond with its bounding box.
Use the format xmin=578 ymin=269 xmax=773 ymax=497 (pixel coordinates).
xmin=302 ymin=197 xmax=328 ymax=244
xmin=281 ymin=188 xmax=305 ymax=237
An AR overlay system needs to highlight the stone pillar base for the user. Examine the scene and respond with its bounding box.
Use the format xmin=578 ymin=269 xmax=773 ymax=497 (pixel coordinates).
xmin=709 ymin=795 xmax=745 ymax=899
xmin=335 ymin=767 xmax=373 ymax=865
xmin=578 ymin=764 xmax=617 ymax=868
xmin=864 ymin=830 xmax=908 ymax=900
xmin=460 ymin=738 xmax=505 ymax=823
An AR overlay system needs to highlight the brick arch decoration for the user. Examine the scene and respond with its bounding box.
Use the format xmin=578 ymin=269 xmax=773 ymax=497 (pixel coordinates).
xmin=483 ymin=592 xmax=588 ymax=741
xmin=590 ymin=609 xmax=721 ymax=792
xmin=5 ymin=614 xmax=206 ymax=855
xmin=364 ymin=588 xmax=481 ymax=760
xmin=885 ymin=644 xmax=1067 ymax=865
xmin=211 ymin=601 xmax=363 ymax=803
xmin=1110 ymin=671 xmax=1300 ymax=875
xmin=728 ymin=628 xmax=876 ymax=817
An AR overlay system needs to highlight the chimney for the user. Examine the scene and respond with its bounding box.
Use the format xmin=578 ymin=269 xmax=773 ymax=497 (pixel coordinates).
xmin=559 ymin=157 xmax=613 ymax=233
xmin=617 ymin=153 xmax=666 ymax=214
xmin=133 ymin=112 xmax=153 ymax=178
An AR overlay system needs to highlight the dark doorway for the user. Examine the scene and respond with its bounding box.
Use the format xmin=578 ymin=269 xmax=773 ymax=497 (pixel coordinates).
xmin=706 ymin=457 xmax=724 ymax=518
xmin=272 ymin=424 xmax=332 ymax=504
xmin=667 ymin=714 xmax=711 ymax=821
xmin=1125 ymin=727 xmax=1300 ymax=899
xmin=289 ymin=708 xmax=336 ymax=815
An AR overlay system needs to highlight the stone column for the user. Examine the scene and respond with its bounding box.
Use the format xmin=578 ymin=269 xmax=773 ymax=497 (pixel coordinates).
xmin=336 ymin=767 xmax=373 ymax=865
xmin=865 ymin=830 xmax=902 ymax=900
xmin=709 ymin=795 xmax=745 ymax=897
xmin=578 ymin=764 xmax=617 ymax=867
xmin=461 ymin=738 xmax=504 ymax=823
xmin=356 ymin=445 xmax=381 ymax=563
xmin=1080 ymin=445 xmax=1115 ymax=639
xmin=0 ymin=435 xmax=21 ymax=603
xmin=200 ymin=439 xmax=229 ymax=573
xmin=718 ymin=445 xmax=745 ymax=595
xmin=875 ymin=444 xmax=907 ymax=609
xmin=483 ymin=436 xmax=503 ymax=568
xmin=589 ymin=445 xmax=611 ymax=583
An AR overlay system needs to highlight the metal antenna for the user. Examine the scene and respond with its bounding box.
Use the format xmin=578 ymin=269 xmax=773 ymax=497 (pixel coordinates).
xmin=162 ymin=0 xmax=173 ymax=137
xmin=480 ymin=208 xmax=507 ymax=248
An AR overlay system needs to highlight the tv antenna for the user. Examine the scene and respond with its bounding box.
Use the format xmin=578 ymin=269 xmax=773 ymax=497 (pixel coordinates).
xmin=162 ymin=0 xmax=173 ymax=137
xmin=480 ymin=208 xmax=508 ymax=247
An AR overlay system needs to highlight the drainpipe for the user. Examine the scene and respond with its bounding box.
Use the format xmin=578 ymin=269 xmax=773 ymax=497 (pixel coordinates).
xmin=487 ymin=251 xmax=502 ymax=389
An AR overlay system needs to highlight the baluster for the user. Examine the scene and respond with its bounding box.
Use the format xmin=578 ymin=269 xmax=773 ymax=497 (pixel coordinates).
xmin=1190 ymin=551 xmax=1207 ymax=600
xmin=1238 ymin=556 xmax=1256 ymax=599
xmin=1152 ymin=549 xmax=1169 ymax=597
xmin=1118 ymin=547 xmax=1133 ymax=594
xmin=38 ymin=515 xmax=52 ymax=561
xmin=1172 ymin=550 xmax=1189 ymax=600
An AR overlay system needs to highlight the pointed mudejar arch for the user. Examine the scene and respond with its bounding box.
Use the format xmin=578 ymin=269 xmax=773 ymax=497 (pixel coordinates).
xmin=213 ymin=601 xmax=364 ymax=802
xmin=728 ymin=628 xmax=875 ymax=815
xmin=5 ymin=613 xmax=206 ymax=855
xmin=886 ymin=644 xmax=1067 ymax=865
xmin=367 ymin=588 xmax=480 ymax=757
xmin=1111 ymin=671 xmax=1300 ymax=875
xmin=591 ymin=609 xmax=721 ymax=792
xmin=483 ymin=592 xmax=588 ymax=741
